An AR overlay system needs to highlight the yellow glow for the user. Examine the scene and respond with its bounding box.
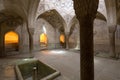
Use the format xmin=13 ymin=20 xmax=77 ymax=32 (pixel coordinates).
xmin=60 ymin=34 xmax=65 ymax=43
xmin=40 ymin=33 xmax=47 ymax=45
xmin=5 ymin=31 xmax=18 ymax=44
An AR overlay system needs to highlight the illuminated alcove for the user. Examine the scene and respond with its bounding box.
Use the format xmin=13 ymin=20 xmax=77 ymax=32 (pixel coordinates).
xmin=40 ymin=33 xmax=48 ymax=47
xmin=4 ymin=31 xmax=19 ymax=52
xmin=60 ymin=34 xmax=65 ymax=47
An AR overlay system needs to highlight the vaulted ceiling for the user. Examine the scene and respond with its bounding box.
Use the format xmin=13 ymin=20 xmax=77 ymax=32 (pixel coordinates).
xmin=0 ymin=0 xmax=39 ymax=26
xmin=0 ymin=0 xmax=120 ymax=28
xmin=38 ymin=9 xmax=66 ymax=33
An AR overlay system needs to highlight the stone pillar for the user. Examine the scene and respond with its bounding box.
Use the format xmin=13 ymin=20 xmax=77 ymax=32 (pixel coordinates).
xmin=0 ymin=25 xmax=5 ymax=57
xmin=19 ymin=23 xmax=29 ymax=53
xmin=29 ymin=28 xmax=35 ymax=53
xmin=73 ymin=0 xmax=99 ymax=80
xmin=0 ymin=35 xmax=5 ymax=57
xmin=65 ymin=32 xmax=69 ymax=49
xmin=108 ymin=26 xmax=116 ymax=58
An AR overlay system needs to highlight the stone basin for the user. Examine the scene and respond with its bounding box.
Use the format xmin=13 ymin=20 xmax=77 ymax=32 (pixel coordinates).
xmin=15 ymin=59 xmax=61 ymax=80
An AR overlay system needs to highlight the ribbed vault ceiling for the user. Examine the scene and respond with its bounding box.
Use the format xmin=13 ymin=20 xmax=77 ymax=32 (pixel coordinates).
xmin=38 ymin=9 xmax=66 ymax=33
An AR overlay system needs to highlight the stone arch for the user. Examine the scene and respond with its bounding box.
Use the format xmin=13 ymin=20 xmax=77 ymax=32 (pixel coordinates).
xmin=69 ymin=11 xmax=106 ymax=32
xmin=96 ymin=11 xmax=107 ymax=22
xmin=0 ymin=10 xmax=23 ymax=56
xmin=0 ymin=21 xmax=23 ymax=55
xmin=37 ymin=9 xmax=66 ymax=34
xmin=68 ymin=11 xmax=107 ymax=49
xmin=69 ymin=11 xmax=106 ymax=37
xmin=4 ymin=31 xmax=19 ymax=55
xmin=0 ymin=0 xmax=40 ymax=53
xmin=40 ymin=33 xmax=48 ymax=47
xmin=37 ymin=9 xmax=67 ymax=49
xmin=1 ymin=0 xmax=40 ymax=21
xmin=69 ymin=25 xmax=79 ymax=49
xmin=68 ymin=16 xmax=80 ymax=49
xmin=69 ymin=16 xmax=79 ymax=36
xmin=34 ymin=18 xmax=60 ymax=50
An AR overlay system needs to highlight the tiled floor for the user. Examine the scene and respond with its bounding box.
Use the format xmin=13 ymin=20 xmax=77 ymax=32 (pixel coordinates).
xmin=0 ymin=49 xmax=120 ymax=80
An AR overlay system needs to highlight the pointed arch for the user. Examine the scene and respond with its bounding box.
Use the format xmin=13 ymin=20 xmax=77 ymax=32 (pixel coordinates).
xmin=69 ymin=16 xmax=79 ymax=37
xmin=69 ymin=11 xmax=106 ymax=37
xmin=5 ymin=31 xmax=19 ymax=44
xmin=96 ymin=11 xmax=107 ymax=22
xmin=37 ymin=9 xmax=67 ymax=33
xmin=4 ymin=31 xmax=19 ymax=53
xmin=40 ymin=33 xmax=48 ymax=47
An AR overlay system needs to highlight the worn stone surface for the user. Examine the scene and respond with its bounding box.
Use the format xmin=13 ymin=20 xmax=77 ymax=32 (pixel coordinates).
xmin=0 ymin=50 xmax=120 ymax=80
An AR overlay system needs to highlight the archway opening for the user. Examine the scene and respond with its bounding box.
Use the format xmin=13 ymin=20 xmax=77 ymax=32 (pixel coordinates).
xmin=4 ymin=31 xmax=19 ymax=53
xmin=40 ymin=33 xmax=48 ymax=47
xmin=60 ymin=34 xmax=65 ymax=48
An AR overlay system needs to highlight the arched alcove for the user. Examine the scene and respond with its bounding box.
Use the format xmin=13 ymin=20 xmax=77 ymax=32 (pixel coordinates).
xmin=4 ymin=31 xmax=19 ymax=53
xmin=60 ymin=34 xmax=65 ymax=48
xmin=35 ymin=18 xmax=59 ymax=50
xmin=40 ymin=33 xmax=48 ymax=47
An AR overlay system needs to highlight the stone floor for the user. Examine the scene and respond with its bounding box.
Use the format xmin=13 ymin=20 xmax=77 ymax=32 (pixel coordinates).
xmin=0 ymin=49 xmax=120 ymax=80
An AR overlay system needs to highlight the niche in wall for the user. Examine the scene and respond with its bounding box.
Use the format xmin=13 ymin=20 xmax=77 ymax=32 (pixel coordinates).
xmin=4 ymin=31 xmax=19 ymax=53
xmin=40 ymin=33 xmax=48 ymax=47
xmin=60 ymin=34 xmax=65 ymax=47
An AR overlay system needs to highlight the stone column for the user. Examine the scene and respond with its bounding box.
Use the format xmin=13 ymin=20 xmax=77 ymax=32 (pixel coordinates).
xmin=0 ymin=25 xmax=5 ymax=57
xmin=29 ymin=28 xmax=35 ymax=53
xmin=108 ymin=26 xmax=116 ymax=58
xmin=0 ymin=35 xmax=5 ymax=57
xmin=73 ymin=0 xmax=99 ymax=80
xmin=65 ymin=32 xmax=69 ymax=49
xmin=19 ymin=23 xmax=29 ymax=53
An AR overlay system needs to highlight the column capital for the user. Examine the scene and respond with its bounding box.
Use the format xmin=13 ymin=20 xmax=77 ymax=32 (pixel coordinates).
xmin=74 ymin=0 xmax=99 ymax=21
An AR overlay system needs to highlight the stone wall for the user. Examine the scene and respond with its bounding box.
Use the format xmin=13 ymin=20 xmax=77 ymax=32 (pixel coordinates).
xmin=94 ymin=19 xmax=109 ymax=52
xmin=33 ymin=18 xmax=62 ymax=51
xmin=0 ymin=22 xmax=29 ymax=56
xmin=69 ymin=19 xmax=110 ymax=52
